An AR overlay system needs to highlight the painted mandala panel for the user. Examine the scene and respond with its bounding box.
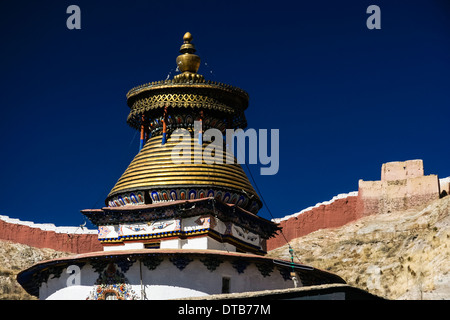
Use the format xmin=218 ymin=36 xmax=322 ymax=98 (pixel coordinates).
xmin=86 ymin=263 xmax=137 ymax=300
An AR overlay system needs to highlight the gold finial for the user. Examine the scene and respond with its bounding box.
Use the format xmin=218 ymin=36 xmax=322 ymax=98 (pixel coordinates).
xmin=174 ymin=32 xmax=203 ymax=82
xmin=179 ymin=32 xmax=196 ymax=55
xmin=183 ymin=32 xmax=193 ymax=42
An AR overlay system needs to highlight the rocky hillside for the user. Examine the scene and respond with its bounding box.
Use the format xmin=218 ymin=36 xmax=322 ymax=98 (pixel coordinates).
xmin=268 ymin=195 xmax=450 ymax=299
xmin=0 ymin=241 xmax=72 ymax=299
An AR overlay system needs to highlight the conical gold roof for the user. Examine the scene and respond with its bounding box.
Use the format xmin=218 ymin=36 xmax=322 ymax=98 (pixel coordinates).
xmin=107 ymin=132 xmax=262 ymax=212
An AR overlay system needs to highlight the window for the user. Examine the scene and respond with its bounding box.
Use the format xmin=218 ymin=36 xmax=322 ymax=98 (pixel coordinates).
xmin=144 ymin=241 xmax=160 ymax=249
xmin=221 ymin=277 xmax=230 ymax=294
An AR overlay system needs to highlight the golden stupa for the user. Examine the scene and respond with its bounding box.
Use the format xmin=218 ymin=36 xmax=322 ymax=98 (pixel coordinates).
xmin=106 ymin=33 xmax=262 ymax=213
xmin=17 ymin=32 xmax=352 ymax=301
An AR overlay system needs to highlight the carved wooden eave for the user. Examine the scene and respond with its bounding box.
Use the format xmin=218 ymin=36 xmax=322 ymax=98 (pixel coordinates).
xmin=82 ymin=198 xmax=279 ymax=239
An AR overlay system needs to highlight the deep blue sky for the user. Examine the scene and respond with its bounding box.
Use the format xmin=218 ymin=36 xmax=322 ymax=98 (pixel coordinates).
xmin=0 ymin=0 xmax=449 ymax=228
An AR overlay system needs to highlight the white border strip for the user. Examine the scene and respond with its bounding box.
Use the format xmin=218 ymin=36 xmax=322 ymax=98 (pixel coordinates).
xmin=440 ymin=176 xmax=450 ymax=187
xmin=272 ymin=191 xmax=358 ymax=223
xmin=0 ymin=215 xmax=97 ymax=234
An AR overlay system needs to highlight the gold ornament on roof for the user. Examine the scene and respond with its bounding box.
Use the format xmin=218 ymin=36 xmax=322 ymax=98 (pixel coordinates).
xmin=174 ymin=32 xmax=204 ymax=82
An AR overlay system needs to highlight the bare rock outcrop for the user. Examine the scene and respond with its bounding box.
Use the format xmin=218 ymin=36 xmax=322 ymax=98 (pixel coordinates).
xmin=268 ymin=196 xmax=450 ymax=299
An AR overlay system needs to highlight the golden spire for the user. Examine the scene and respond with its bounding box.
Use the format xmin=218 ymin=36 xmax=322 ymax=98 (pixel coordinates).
xmin=174 ymin=32 xmax=204 ymax=81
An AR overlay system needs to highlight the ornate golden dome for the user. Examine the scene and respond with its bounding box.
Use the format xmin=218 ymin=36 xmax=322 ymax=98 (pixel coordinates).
xmin=105 ymin=33 xmax=262 ymax=213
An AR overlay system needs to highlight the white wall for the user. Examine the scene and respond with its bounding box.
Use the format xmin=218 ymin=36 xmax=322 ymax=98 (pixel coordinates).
xmin=39 ymin=256 xmax=294 ymax=300
xmin=98 ymin=213 xmax=262 ymax=253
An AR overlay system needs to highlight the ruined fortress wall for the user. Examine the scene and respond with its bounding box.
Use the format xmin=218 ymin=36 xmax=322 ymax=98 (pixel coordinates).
xmin=440 ymin=177 xmax=450 ymax=196
xmin=267 ymin=160 xmax=446 ymax=251
xmin=357 ymin=160 xmax=440 ymax=216
xmin=381 ymin=159 xmax=424 ymax=181
xmin=357 ymin=175 xmax=440 ymax=216
xmin=267 ymin=194 xmax=359 ymax=251
xmin=0 ymin=215 xmax=102 ymax=253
